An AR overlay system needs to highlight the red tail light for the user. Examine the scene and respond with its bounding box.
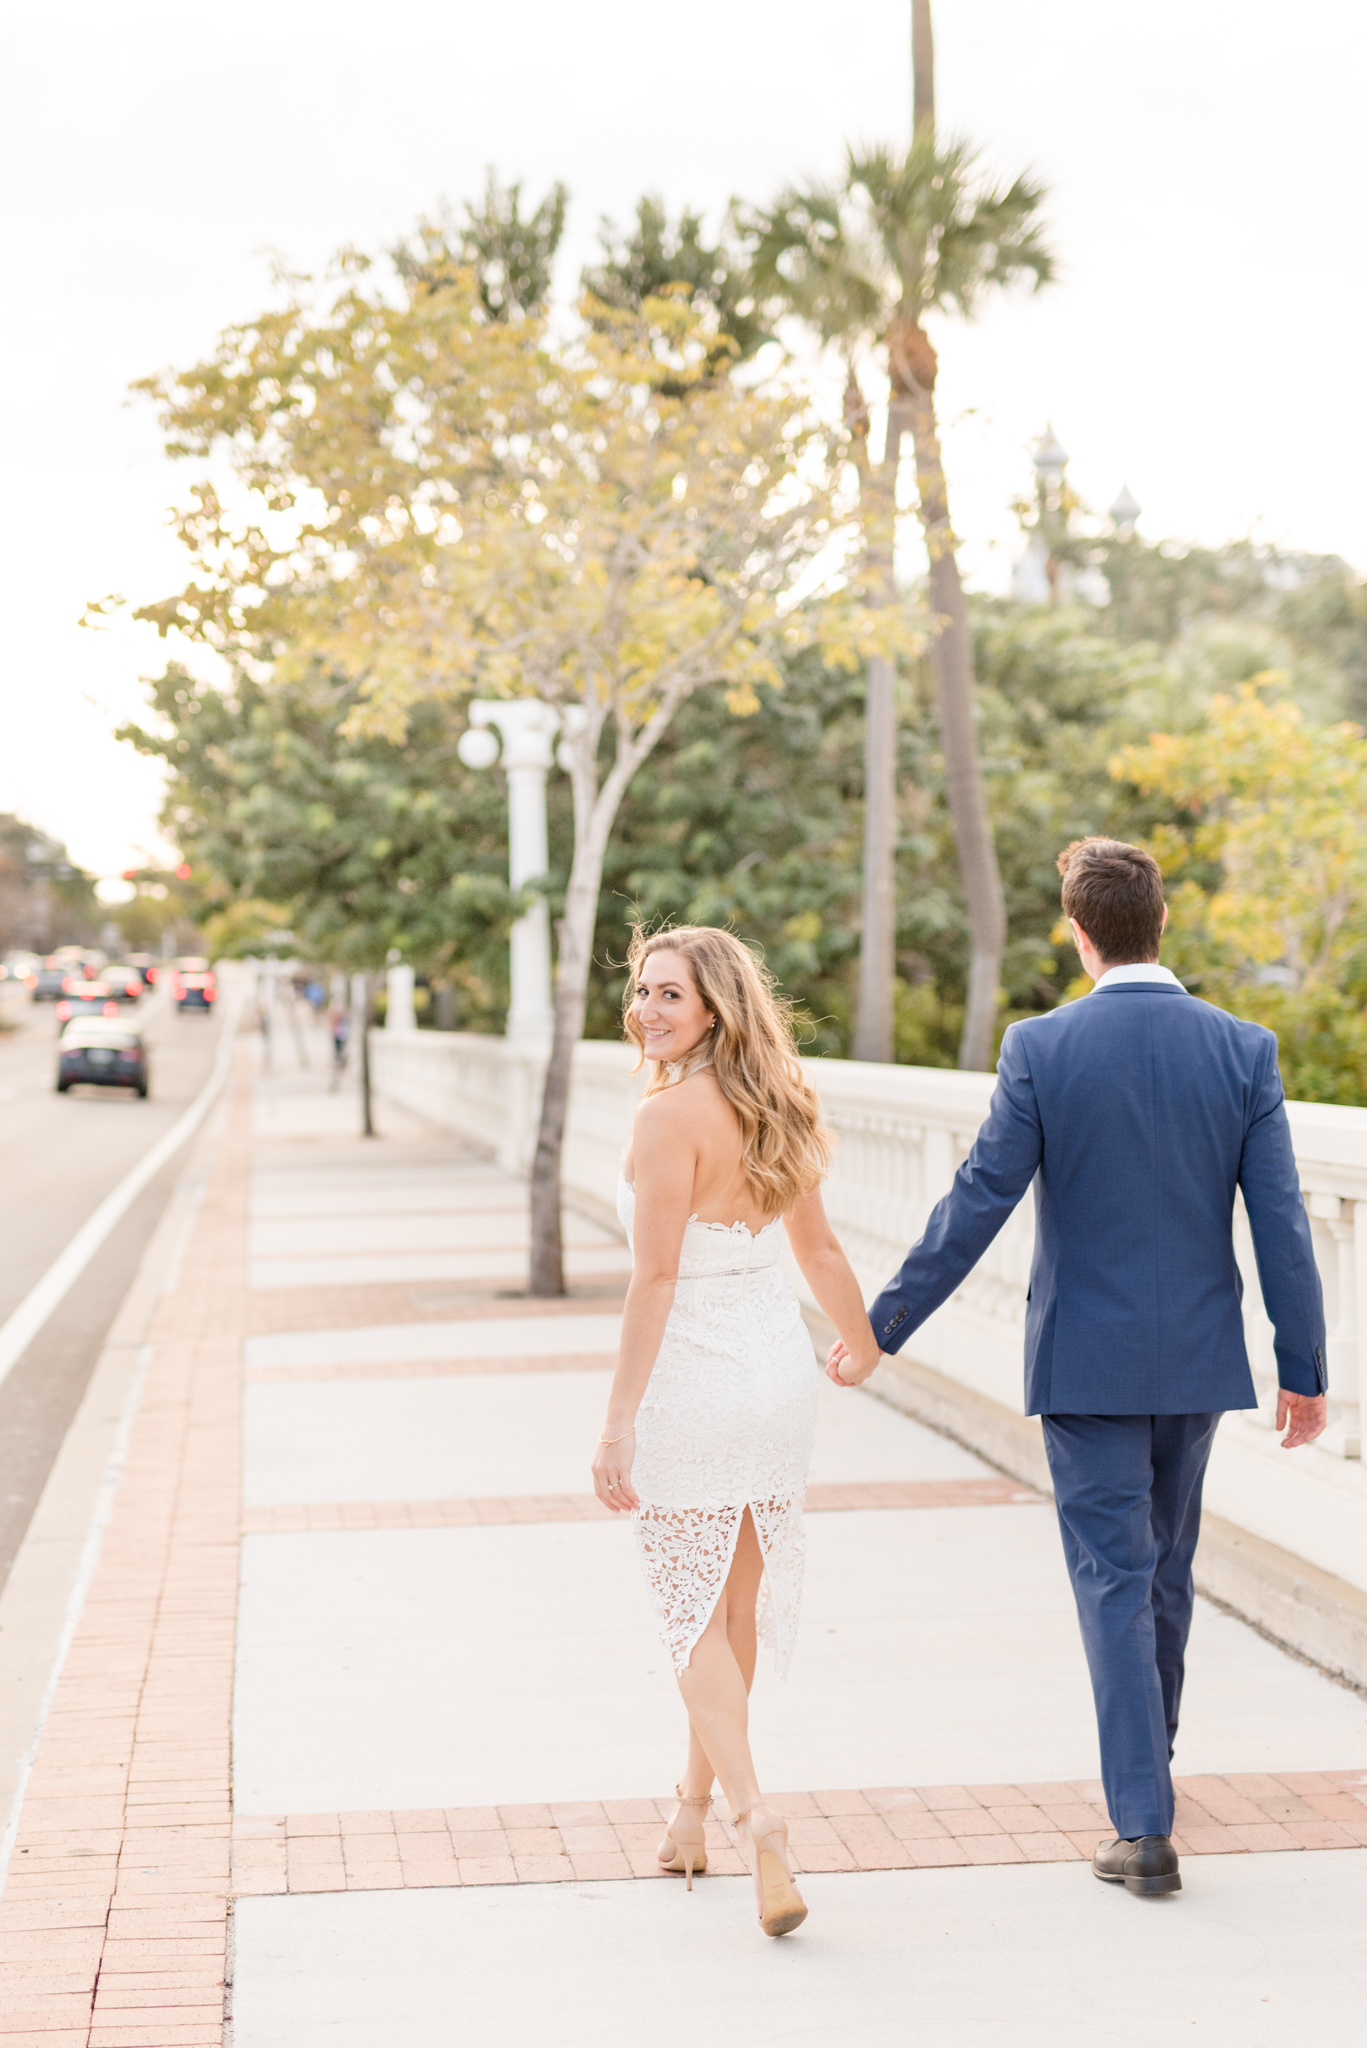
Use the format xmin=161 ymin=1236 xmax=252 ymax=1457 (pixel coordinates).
xmin=56 ymin=1001 xmax=71 ymax=1019
xmin=103 ymin=1002 xmax=119 ymax=1017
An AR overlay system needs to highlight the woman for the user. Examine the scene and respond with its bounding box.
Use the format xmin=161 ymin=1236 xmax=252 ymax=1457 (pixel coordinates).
xmin=592 ymin=926 xmax=880 ymax=1937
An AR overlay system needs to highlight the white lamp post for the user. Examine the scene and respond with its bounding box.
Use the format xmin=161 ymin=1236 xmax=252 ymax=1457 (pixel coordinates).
xmin=385 ymin=953 xmax=416 ymax=1031
xmin=458 ymin=699 xmax=560 ymax=1047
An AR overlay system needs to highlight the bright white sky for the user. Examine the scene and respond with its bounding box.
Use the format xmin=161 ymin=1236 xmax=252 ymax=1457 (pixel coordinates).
xmin=2 ymin=0 xmax=1364 ymax=879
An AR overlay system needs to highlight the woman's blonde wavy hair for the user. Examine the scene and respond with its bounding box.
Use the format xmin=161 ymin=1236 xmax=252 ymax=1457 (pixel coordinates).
xmin=622 ymin=925 xmax=831 ymax=1218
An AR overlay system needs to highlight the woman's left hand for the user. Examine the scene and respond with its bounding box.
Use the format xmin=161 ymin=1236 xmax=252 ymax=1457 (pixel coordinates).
xmin=826 ymin=1337 xmax=882 ymax=1387
xmin=592 ymin=1431 xmax=639 ymax=1512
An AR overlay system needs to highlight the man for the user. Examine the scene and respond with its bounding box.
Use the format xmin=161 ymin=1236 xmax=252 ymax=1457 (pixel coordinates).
xmin=830 ymin=838 xmax=1326 ymax=1897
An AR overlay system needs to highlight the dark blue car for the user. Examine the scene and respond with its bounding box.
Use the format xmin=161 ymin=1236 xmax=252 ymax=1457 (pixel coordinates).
xmin=56 ymin=1023 xmax=149 ymax=1098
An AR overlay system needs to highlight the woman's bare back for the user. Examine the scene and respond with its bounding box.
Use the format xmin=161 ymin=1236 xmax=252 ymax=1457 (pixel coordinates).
xmin=623 ymin=1069 xmax=777 ymax=1233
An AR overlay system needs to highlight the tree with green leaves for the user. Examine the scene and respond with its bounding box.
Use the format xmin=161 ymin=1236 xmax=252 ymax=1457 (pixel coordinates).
xmin=0 ymin=816 xmax=99 ymax=954
xmin=118 ymin=662 xmax=516 ymax=1018
xmin=1109 ymin=679 xmax=1367 ymax=1103
xmin=749 ymin=0 xmax=1054 ymax=1069
xmin=397 ymin=170 xmax=567 ymax=321
xmin=583 ymin=196 xmax=769 ymax=374
xmin=126 ymin=193 xmax=876 ymax=1295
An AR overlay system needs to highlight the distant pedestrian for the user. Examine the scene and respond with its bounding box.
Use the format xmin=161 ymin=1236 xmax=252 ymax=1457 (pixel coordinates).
xmin=328 ymin=1005 xmax=350 ymax=1089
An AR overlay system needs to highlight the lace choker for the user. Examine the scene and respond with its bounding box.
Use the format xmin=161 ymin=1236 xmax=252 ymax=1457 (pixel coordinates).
xmin=663 ymin=1043 xmax=715 ymax=1088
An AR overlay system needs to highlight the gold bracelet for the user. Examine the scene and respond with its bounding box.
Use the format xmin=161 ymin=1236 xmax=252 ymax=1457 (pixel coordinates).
xmin=599 ymin=1427 xmax=636 ymax=1446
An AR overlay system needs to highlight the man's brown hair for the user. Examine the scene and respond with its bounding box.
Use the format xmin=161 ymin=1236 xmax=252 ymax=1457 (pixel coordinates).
xmin=1057 ymin=837 xmax=1165 ymax=965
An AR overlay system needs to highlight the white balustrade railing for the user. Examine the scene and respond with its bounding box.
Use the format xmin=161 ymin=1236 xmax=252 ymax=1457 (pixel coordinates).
xmin=370 ymin=1029 xmax=1367 ymax=1596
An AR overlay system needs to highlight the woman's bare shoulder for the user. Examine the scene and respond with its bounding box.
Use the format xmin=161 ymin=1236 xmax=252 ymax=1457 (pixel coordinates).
xmin=632 ymin=1074 xmax=729 ymax=1149
xmin=632 ymin=1086 xmax=698 ymax=1147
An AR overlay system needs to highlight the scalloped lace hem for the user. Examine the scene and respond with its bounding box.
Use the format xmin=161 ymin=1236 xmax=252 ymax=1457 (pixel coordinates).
xmin=633 ymin=1495 xmax=805 ymax=1679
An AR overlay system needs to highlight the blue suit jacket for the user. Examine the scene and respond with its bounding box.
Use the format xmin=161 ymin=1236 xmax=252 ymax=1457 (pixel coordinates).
xmin=867 ymin=981 xmax=1327 ymax=1415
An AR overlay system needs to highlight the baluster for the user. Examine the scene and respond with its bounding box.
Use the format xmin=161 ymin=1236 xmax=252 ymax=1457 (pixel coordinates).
xmin=1309 ymin=1193 xmax=1362 ymax=1458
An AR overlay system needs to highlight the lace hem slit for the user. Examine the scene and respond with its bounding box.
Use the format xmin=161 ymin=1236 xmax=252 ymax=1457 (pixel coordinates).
xmin=633 ymin=1494 xmax=804 ymax=1678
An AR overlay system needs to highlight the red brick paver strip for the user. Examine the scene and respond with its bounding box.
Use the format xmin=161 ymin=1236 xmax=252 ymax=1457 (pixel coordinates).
xmin=240 ymin=1477 xmax=1044 ymax=1535
xmin=0 ymin=1053 xmax=254 ymax=2042
xmin=229 ymin=1770 xmax=1367 ymax=1895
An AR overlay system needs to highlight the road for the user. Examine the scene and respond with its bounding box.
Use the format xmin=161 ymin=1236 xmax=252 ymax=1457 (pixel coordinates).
xmin=0 ymin=979 xmax=226 ymax=1589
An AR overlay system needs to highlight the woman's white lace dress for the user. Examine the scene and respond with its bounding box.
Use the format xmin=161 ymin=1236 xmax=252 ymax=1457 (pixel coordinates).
xmin=618 ymin=1175 xmax=819 ymax=1678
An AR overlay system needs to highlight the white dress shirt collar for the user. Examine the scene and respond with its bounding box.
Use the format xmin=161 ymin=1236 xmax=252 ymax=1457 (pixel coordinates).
xmin=1091 ymin=962 xmax=1185 ymax=993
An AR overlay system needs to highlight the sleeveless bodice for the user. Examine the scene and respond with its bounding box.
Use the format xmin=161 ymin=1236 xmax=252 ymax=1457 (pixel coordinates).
xmin=616 ymin=1176 xmax=787 ymax=1278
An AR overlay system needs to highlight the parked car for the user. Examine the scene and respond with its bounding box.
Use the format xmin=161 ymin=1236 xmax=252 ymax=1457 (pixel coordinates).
xmin=56 ymin=1021 xmax=149 ymax=1097
xmin=32 ymin=956 xmax=73 ymax=1000
xmin=102 ymin=965 xmax=146 ymax=1002
xmin=54 ymin=982 xmax=121 ymax=1027
xmin=171 ymin=966 xmax=217 ymax=1013
xmin=51 ymin=946 xmax=104 ymax=976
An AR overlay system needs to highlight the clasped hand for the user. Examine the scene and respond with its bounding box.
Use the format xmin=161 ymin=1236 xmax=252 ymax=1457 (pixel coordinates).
xmin=825 ymin=1337 xmax=883 ymax=1388
xmin=1276 ymin=1388 xmax=1327 ymax=1449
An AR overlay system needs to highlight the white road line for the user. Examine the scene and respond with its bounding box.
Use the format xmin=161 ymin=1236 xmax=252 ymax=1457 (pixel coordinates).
xmin=0 ymin=989 xmax=242 ymax=1390
xmin=0 ymin=1338 xmax=153 ymax=1884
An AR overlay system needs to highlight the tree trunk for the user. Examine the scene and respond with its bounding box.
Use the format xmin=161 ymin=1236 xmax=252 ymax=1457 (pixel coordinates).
xmin=851 ymin=385 xmax=902 ymax=1065
xmin=527 ymin=793 xmax=616 ymax=1297
xmin=928 ymin=545 xmax=1005 ymax=1069
xmin=853 ymin=653 xmax=897 ymax=1062
xmin=526 ymin=693 xmax=700 ymax=1295
xmin=894 ymin=322 xmax=1006 ymax=1071
xmin=357 ymin=973 xmax=376 ymax=1137
xmin=912 ymin=0 xmax=935 ymax=138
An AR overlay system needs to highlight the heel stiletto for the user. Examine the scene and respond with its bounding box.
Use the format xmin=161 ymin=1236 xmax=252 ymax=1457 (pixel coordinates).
xmin=658 ymin=1786 xmax=710 ymax=1890
xmin=734 ymin=1803 xmax=807 ymax=1936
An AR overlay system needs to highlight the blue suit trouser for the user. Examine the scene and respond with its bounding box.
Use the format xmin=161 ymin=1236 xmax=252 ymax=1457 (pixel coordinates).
xmin=1040 ymin=1411 xmax=1222 ymax=1841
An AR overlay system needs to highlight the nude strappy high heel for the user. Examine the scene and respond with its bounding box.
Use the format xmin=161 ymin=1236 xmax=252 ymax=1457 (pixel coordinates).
xmin=734 ymin=1803 xmax=807 ymax=1936
xmin=658 ymin=1786 xmax=710 ymax=1890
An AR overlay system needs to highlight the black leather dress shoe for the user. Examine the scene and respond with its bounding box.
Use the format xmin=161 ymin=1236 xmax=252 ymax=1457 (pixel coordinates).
xmin=1091 ymin=1835 xmax=1181 ymax=1895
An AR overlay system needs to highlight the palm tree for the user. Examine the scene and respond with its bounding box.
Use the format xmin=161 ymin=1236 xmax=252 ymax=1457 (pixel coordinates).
xmin=750 ymin=14 xmax=1053 ymax=1069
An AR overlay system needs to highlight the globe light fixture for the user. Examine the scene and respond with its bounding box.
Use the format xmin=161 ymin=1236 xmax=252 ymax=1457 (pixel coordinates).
xmin=456 ymin=725 xmax=501 ymax=770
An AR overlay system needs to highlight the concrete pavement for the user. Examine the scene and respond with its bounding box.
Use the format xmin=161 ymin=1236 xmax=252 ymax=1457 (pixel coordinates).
xmin=1 ymin=1040 xmax=1364 ymax=2044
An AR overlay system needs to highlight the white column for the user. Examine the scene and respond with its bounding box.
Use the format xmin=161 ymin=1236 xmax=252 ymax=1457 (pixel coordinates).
xmin=460 ymin=700 xmax=560 ymax=1049
xmin=386 ymin=962 xmax=415 ymax=1032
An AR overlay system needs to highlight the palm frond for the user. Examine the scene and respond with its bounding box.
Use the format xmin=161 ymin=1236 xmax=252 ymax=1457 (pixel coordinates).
xmin=842 ymin=135 xmax=1054 ymax=324
xmin=745 ymin=183 xmax=885 ymax=350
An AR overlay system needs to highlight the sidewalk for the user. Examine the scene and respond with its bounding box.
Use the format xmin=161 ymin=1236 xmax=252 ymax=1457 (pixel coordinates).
xmin=3 ymin=1044 xmax=1366 ymax=2044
